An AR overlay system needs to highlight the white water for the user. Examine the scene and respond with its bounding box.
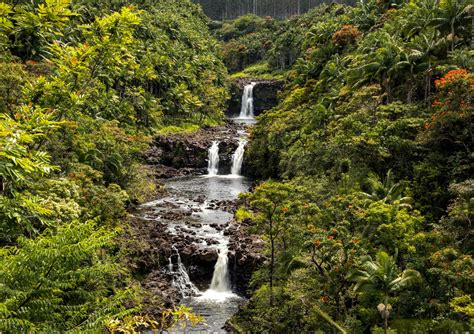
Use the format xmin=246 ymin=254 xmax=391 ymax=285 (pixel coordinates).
xmin=196 ymin=241 xmax=238 ymax=303
xmin=169 ymin=246 xmax=200 ymax=298
xmin=239 ymin=82 xmax=256 ymax=119
xmin=210 ymin=246 xmax=230 ymax=292
xmin=141 ymin=121 xmax=255 ymax=331
xmin=231 ymin=139 xmax=247 ymax=176
xmin=207 ymin=141 xmax=220 ymax=176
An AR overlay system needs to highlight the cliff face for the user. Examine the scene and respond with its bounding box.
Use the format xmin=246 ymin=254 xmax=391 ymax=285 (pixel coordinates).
xmin=228 ymin=77 xmax=284 ymax=117
xmin=192 ymin=0 xmax=355 ymax=20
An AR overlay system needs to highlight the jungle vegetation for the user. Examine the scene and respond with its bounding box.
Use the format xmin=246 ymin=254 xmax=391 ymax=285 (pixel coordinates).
xmin=226 ymin=0 xmax=473 ymax=332
xmin=0 ymin=0 xmax=472 ymax=332
xmin=0 ymin=0 xmax=226 ymax=332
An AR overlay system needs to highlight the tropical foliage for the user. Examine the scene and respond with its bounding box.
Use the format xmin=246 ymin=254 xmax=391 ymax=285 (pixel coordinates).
xmin=230 ymin=0 xmax=473 ymax=332
xmin=0 ymin=0 xmax=227 ymax=331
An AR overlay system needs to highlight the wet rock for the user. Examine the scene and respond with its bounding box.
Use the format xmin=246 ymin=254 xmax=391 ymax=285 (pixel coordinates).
xmin=195 ymin=195 xmax=206 ymax=203
xmin=196 ymin=248 xmax=219 ymax=262
xmin=226 ymin=221 xmax=265 ymax=297
xmin=145 ymin=123 xmax=243 ymax=177
xmin=205 ymin=238 xmax=220 ymax=245
xmin=141 ymin=270 xmax=179 ymax=314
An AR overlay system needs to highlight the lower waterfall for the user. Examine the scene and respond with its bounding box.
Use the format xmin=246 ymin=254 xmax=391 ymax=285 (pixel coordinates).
xmin=210 ymin=246 xmax=230 ymax=292
xmin=168 ymin=246 xmax=200 ymax=298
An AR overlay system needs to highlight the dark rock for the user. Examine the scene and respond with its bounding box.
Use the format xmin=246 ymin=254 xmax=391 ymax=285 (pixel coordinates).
xmin=144 ymin=123 xmax=244 ymax=177
xmin=226 ymin=221 xmax=266 ymax=297
xmin=227 ymin=77 xmax=284 ymax=117
xmin=196 ymin=248 xmax=218 ymax=262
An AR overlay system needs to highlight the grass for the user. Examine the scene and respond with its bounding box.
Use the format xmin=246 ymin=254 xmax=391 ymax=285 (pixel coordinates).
xmin=230 ymin=61 xmax=286 ymax=80
xmin=156 ymin=124 xmax=201 ymax=135
xmin=155 ymin=116 xmax=224 ymax=135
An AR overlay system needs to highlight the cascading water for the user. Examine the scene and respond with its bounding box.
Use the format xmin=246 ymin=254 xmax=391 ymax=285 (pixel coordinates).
xmin=207 ymin=141 xmax=220 ymax=176
xmin=239 ymin=82 xmax=257 ymax=119
xmin=140 ymin=121 xmax=255 ymax=331
xmin=168 ymin=246 xmax=200 ymax=298
xmin=209 ymin=246 xmax=230 ymax=292
xmin=197 ymin=241 xmax=237 ymax=303
xmin=231 ymin=139 xmax=247 ymax=176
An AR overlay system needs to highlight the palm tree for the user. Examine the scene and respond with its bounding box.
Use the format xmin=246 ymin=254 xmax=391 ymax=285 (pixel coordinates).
xmin=435 ymin=0 xmax=470 ymax=51
xmin=349 ymin=251 xmax=422 ymax=334
xmin=409 ymin=30 xmax=445 ymax=104
xmin=466 ymin=4 xmax=474 ymax=48
xmin=359 ymin=169 xmax=413 ymax=208
xmin=391 ymin=47 xmax=423 ymax=103
xmin=348 ymin=31 xmax=404 ymax=103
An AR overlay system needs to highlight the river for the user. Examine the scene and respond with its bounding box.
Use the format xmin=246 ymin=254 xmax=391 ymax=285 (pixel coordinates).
xmin=140 ymin=83 xmax=257 ymax=332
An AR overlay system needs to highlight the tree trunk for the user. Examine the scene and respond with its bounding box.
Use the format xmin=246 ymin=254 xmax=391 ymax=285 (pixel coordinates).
xmin=425 ymin=59 xmax=432 ymax=105
xmin=384 ymin=295 xmax=388 ymax=334
xmin=407 ymin=68 xmax=414 ymax=104
xmin=269 ymin=227 xmax=274 ymax=307
xmin=451 ymin=20 xmax=455 ymax=52
xmin=471 ymin=17 xmax=474 ymax=48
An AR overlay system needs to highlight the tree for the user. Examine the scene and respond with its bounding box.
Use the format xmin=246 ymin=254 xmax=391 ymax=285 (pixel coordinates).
xmin=435 ymin=0 xmax=470 ymax=51
xmin=245 ymin=181 xmax=293 ymax=306
xmin=348 ymin=31 xmax=404 ymax=103
xmin=409 ymin=29 xmax=446 ymax=103
xmin=0 ymin=106 xmax=59 ymax=241
xmin=349 ymin=251 xmax=422 ymax=334
xmin=465 ymin=4 xmax=474 ymax=47
xmin=0 ymin=221 xmax=137 ymax=332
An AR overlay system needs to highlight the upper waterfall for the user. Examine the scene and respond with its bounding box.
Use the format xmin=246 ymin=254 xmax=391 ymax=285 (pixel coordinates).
xmin=207 ymin=141 xmax=220 ymax=175
xmin=239 ymin=82 xmax=257 ymax=119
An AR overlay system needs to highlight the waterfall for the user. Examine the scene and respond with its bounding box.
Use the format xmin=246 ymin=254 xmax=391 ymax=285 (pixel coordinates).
xmin=207 ymin=141 xmax=219 ymax=176
xmin=231 ymin=139 xmax=247 ymax=176
xmin=168 ymin=246 xmax=199 ymax=298
xmin=239 ymin=82 xmax=257 ymax=119
xmin=209 ymin=246 xmax=231 ymax=292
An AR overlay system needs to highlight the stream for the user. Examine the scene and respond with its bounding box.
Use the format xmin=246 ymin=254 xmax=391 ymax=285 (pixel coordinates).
xmin=140 ymin=84 xmax=257 ymax=332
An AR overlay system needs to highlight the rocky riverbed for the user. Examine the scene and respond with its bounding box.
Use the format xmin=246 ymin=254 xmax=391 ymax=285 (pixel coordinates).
xmin=125 ymin=121 xmax=265 ymax=326
xmin=124 ymin=77 xmax=280 ymax=330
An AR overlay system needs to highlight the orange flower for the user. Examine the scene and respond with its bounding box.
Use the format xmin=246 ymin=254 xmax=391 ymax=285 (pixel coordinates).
xmin=281 ymin=207 xmax=289 ymax=213
xmin=327 ymin=235 xmax=334 ymax=240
